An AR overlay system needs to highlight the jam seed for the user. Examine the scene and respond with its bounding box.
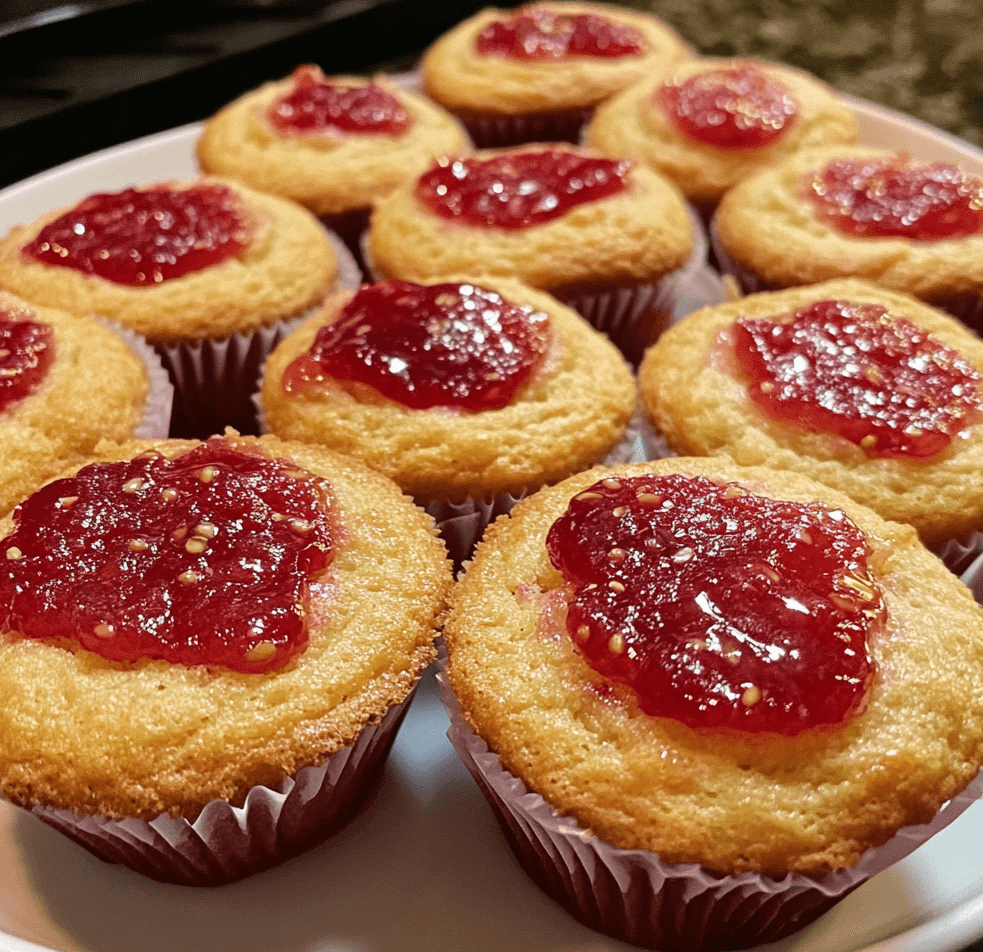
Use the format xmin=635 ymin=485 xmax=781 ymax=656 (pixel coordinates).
xmin=185 ymin=538 xmax=207 ymax=554
xmin=741 ymin=685 xmax=761 ymax=707
xmin=128 ymin=539 xmax=149 ymax=552
xmin=608 ymin=633 xmax=625 ymax=655
xmin=194 ymin=522 xmax=218 ymax=539
xmin=246 ymin=642 xmax=277 ymax=663
xmin=5 ymin=546 xmax=22 ymax=560
xmin=198 ymin=466 xmax=219 ymax=483
xmin=178 ymin=569 xmax=199 ymax=585
xmin=93 ymin=623 xmax=115 ymax=639
xmin=122 ymin=477 xmax=145 ymax=493
xmin=575 ymin=624 xmax=590 ymax=643
xmin=57 ymin=496 xmax=79 ymax=509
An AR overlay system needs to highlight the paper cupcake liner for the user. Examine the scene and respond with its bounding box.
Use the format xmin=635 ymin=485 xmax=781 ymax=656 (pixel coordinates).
xmin=437 ymin=653 xmax=983 ymax=951
xmin=161 ymin=231 xmax=362 ymax=439
xmin=455 ymin=107 xmax=594 ymax=149
xmin=30 ymin=686 xmax=417 ymax=887
xmin=96 ymin=317 xmax=174 ymax=439
xmin=555 ymin=206 xmax=712 ymax=366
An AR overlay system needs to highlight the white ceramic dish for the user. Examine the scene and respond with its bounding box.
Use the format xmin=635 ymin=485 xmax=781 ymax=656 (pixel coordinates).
xmin=1 ymin=99 xmax=983 ymax=952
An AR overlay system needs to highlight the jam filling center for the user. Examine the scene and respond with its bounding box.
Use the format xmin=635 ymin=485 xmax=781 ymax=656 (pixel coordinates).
xmin=0 ymin=312 xmax=54 ymax=413
xmin=416 ymin=150 xmax=630 ymax=229
xmin=733 ymin=299 xmax=983 ymax=458
xmin=267 ymin=64 xmax=410 ymax=137
xmin=0 ymin=440 xmax=333 ymax=672
xmin=283 ymin=279 xmax=551 ymax=411
xmin=546 ymin=473 xmax=882 ymax=734
xmin=25 ymin=182 xmax=255 ymax=286
xmin=807 ymin=155 xmax=983 ymax=240
xmin=475 ymin=6 xmax=645 ymax=60
xmin=657 ymin=63 xmax=798 ymax=149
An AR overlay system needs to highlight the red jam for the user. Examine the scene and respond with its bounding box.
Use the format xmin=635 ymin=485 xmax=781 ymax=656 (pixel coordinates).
xmin=807 ymin=155 xmax=983 ymax=240
xmin=734 ymin=300 xmax=983 ymax=459
xmin=546 ymin=473 xmax=883 ymax=734
xmin=657 ymin=63 xmax=797 ymax=149
xmin=416 ymin=150 xmax=630 ymax=229
xmin=267 ymin=64 xmax=410 ymax=137
xmin=0 ymin=312 xmax=53 ymax=413
xmin=25 ymin=182 xmax=254 ymax=286
xmin=475 ymin=6 xmax=645 ymax=60
xmin=0 ymin=441 xmax=333 ymax=673
xmin=283 ymin=279 xmax=550 ymax=411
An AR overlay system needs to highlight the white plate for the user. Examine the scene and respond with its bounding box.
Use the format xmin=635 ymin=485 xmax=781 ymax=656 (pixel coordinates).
xmin=2 ymin=101 xmax=983 ymax=952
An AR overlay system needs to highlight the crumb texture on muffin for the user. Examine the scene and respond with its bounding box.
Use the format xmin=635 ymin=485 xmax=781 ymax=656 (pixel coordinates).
xmin=443 ymin=455 xmax=983 ymax=876
xmin=585 ymin=57 xmax=858 ymax=205
xmin=197 ymin=75 xmax=472 ymax=217
xmin=260 ymin=276 xmax=637 ymax=501
xmin=0 ymin=433 xmax=451 ymax=821
xmin=0 ymin=291 xmax=148 ymax=518
xmin=638 ymin=278 xmax=983 ymax=547
xmin=0 ymin=177 xmax=339 ymax=345
xmin=367 ymin=145 xmax=693 ymax=292
xmin=712 ymin=145 xmax=983 ymax=303
xmin=421 ymin=2 xmax=693 ymax=116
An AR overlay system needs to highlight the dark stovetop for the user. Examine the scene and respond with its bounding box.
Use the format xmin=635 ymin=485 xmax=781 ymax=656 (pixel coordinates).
xmin=0 ymin=0 xmax=499 ymax=190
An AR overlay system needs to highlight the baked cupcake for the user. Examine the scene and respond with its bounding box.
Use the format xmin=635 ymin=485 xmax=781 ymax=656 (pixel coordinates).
xmin=258 ymin=275 xmax=637 ymax=561
xmin=366 ymin=142 xmax=697 ymax=362
xmin=638 ymin=279 xmax=983 ymax=553
xmin=196 ymin=65 xmax=471 ymax=261
xmin=0 ymin=431 xmax=451 ymax=885
xmin=441 ymin=454 xmax=983 ymax=950
xmin=712 ymin=145 xmax=983 ymax=329
xmin=0 ymin=289 xmax=171 ymax=518
xmin=584 ymin=56 xmax=858 ymax=217
xmin=421 ymin=1 xmax=692 ymax=147
xmin=0 ymin=176 xmax=354 ymax=438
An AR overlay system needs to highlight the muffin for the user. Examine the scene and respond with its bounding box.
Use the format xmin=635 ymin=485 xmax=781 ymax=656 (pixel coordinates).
xmin=0 ymin=431 xmax=451 ymax=885
xmin=712 ymin=144 xmax=983 ymax=329
xmin=584 ymin=56 xmax=858 ymax=215
xmin=0 ymin=176 xmax=353 ymax=438
xmin=421 ymin=1 xmax=692 ymax=147
xmin=441 ymin=454 xmax=983 ymax=950
xmin=0 ymin=289 xmax=171 ymax=518
xmin=367 ymin=142 xmax=697 ymax=362
xmin=196 ymin=65 xmax=471 ymax=260
xmin=638 ymin=279 xmax=983 ymax=552
xmin=258 ymin=275 xmax=637 ymax=561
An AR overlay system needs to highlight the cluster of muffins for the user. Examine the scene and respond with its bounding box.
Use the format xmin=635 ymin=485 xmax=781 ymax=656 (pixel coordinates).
xmin=2 ymin=3 xmax=983 ymax=949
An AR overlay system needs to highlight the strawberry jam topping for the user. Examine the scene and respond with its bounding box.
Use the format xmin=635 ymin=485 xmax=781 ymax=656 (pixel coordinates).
xmin=0 ymin=441 xmax=333 ymax=673
xmin=807 ymin=155 xmax=983 ymax=240
xmin=26 ymin=182 xmax=254 ymax=286
xmin=283 ymin=279 xmax=550 ymax=411
xmin=416 ymin=150 xmax=630 ymax=229
xmin=657 ymin=63 xmax=797 ymax=149
xmin=0 ymin=312 xmax=53 ymax=413
xmin=475 ymin=6 xmax=645 ymax=60
xmin=734 ymin=299 xmax=983 ymax=459
xmin=268 ymin=64 xmax=410 ymax=137
xmin=546 ymin=473 xmax=883 ymax=734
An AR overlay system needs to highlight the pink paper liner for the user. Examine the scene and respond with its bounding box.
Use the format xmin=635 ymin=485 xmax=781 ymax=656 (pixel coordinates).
xmin=456 ymin=106 xmax=594 ymax=149
xmin=555 ymin=206 xmax=710 ymax=366
xmin=96 ymin=317 xmax=174 ymax=440
xmin=161 ymin=230 xmax=362 ymax=440
xmin=436 ymin=649 xmax=983 ymax=951
xmin=29 ymin=685 xmax=418 ymax=887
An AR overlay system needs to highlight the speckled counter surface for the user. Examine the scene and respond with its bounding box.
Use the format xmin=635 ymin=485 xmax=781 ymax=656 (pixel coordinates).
xmin=619 ymin=0 xmax=983 ymax=149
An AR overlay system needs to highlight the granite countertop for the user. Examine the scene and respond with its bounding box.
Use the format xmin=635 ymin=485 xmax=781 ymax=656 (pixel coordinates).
xmin=623 ymin=0 xmax=983 ymax=149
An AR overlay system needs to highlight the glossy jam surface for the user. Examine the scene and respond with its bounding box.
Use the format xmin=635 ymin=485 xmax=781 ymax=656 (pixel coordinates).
xmin=807 ymin=155 xmax=983 ymax=240
xmin=546 ymin=473 xmax=882 ymax=734
xmin=734 ymin=300 xmax=983 ymax=458
xmin=26 ymin=183 xmax=254 ymax=286
xmin=657 ymin=63 xmax=797 ymax=149
xmin=0 ymin=441 xmax=333 ymax=672
xmin=283 ymin=279 xmax=550 ymax=411
xmin=0 ymin=313 xmax=53 ymax=413
xmin=267 ymin=64 xmax=410 ymax=137
xmin=416 ymin=150 xmax=629 ymax=229
xmin=475 ymin=6 xmax=645 ymax=60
